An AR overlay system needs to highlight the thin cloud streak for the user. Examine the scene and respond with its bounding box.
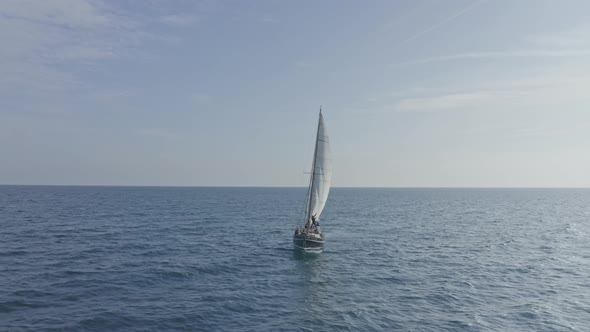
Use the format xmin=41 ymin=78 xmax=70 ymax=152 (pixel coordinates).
xmin=527 ymin=24 xmax=590 ymax=48
xmin=380 ymin=72 xmax=590 ymax=113
xmin=391 ymin=92 xmax=493 ymax=112
xmin=393 ymin=49 xmax=590 ymax=67
xmin=159 ymin=14 xmax=198 ymax=27
xmin=401 ymin=0 xmax=487 ymax=44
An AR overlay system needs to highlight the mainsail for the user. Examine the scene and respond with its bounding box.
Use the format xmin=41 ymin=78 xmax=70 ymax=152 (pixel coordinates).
xmin=304 ymin=110 xmax=332 ymax=227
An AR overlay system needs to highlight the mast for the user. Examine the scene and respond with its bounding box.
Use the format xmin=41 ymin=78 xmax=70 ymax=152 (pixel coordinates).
xmin=303 ymin=107 xmax=322 ymax=227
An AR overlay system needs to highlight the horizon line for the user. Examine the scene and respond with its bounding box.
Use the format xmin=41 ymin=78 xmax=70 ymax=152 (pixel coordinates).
xmin=1 ymin=184 xmax=589 ymax=189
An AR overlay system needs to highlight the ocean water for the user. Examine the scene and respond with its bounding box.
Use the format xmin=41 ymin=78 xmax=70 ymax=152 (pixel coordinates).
xmin=1 ymin=186 xmax=589 ymax=331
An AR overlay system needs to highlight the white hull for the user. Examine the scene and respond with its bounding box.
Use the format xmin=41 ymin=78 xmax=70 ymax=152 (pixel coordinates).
xmin=293 ymin=232 xmax=325 ymax=251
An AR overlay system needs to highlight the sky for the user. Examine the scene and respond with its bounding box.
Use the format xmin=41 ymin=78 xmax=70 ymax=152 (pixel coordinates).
xmin=1 ymin=0 xmax=589 ymax=187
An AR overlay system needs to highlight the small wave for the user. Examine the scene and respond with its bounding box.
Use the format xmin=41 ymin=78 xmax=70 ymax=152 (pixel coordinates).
xmin=11 ymin=290 xmax=53 ymax=297
xmin=0 ymin=250 xmax=28 ymax=257
xmin=0 ymin=300 xmax=47 ymax=313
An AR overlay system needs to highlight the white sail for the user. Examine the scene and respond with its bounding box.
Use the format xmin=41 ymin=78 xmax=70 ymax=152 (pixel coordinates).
xmin=305 ymin=111 xmax=332 ymax=226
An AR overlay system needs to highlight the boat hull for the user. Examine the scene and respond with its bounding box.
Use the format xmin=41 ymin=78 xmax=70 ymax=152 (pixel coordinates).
xmin=293 ymin=233 xmax=325 ymax=251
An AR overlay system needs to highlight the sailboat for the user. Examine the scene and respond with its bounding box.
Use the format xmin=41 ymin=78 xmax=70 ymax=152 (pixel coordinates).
xmin=293 ymin=108 xmax=332 ymax=252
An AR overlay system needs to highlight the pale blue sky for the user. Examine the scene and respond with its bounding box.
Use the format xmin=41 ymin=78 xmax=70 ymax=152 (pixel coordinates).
xmin=1 ymin=0 xmax=589 ymax=187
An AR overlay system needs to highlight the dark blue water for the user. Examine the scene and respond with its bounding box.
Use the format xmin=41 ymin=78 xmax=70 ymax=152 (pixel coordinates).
xmin=1 ymin=186 xmax=589 ymax=331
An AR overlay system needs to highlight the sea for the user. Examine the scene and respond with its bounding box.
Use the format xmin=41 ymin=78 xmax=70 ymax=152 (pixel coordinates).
xmin=1 ymin=186 xmax=589 ymax=331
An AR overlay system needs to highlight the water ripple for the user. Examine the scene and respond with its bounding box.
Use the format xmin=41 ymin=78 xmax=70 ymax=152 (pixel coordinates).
xmin=1 ymin=187 xmax=589 ymax=331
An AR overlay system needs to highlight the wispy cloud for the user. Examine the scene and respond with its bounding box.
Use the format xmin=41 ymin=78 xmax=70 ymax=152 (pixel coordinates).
xmin=401 ymin=0 xmax=487 ymax=44
xmin=0 ymin=0 xmax=138 ymax=102
xmin=89 ymin=89 xmax=137 ymax=103
xmin=392 ymin=49 xmax=590 ymax=67
xmin=159 ymin=14 xmax=198 ymax=27
xmin=0 ymin=0 xmax=204 ymax=113
xmin=389 ymin=92 xmax=495 ymax=112
xmin=507 ymin=120 xmax=590 ymax=139
xmin=395 ymin=24 xmax=590 ymax=67
xmin=527 ymin=24 xmax=590 ymax=48
xmin=379 ymin=72 xmax=590 ymax=113
xmin=0 ymin=0 xmax=113 ymax=28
